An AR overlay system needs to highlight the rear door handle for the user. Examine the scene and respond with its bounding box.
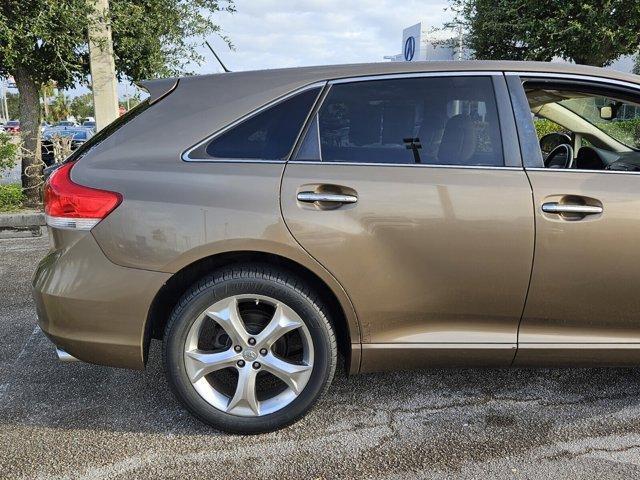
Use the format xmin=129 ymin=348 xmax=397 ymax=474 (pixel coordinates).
xmin=541 ymin=202 xmax=603 ymax=215
xmin=297 ymin=192 xmax=358 ymax=204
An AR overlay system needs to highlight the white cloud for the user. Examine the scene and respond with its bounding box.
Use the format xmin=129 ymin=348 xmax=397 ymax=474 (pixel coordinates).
xmin=200 ymin=0 xmax=452 ymax=73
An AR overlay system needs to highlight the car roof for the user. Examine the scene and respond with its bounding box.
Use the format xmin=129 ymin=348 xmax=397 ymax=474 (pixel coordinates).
xmin=139 ymin=60 xmax=640 ymax=107
xmin=168 ymin=60 xmax=640 ymax=86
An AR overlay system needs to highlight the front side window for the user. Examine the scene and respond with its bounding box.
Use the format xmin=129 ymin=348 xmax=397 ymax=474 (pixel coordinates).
xmin=524 ymin=81 xmax=640 ymax=171
xmin=307 ymin=76 xmax=504 ymax=166
xmin=203 ymin=87 xmax=321 ymax=160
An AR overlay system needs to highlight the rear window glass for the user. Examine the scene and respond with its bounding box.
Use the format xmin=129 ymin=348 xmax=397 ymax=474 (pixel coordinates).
xmin=65 ymin=100 xmax=151 ymax=163
xmin=203 ymin=87 xmax=321 ymax=160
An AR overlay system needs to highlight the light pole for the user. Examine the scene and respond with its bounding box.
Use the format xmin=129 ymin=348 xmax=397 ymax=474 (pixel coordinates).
xmin=0 ymin=78 xmax=8 ymax=122
xmin=88 ymin=0 xmax=119 ymax=131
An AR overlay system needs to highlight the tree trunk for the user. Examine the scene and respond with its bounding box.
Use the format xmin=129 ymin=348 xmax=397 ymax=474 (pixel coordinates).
xmin=13 ymin=67 xmax=42 ymax=207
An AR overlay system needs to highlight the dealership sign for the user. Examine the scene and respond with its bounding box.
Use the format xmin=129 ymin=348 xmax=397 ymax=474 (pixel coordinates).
xmin=402 ymin=23 xmax=421 ymax=62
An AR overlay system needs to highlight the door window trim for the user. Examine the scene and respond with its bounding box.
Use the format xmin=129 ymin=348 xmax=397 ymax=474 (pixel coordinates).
xmin=289 ymin=71 xmax=523 ymax=169
xmin=506 ymin=71 xmax=640 ymax=174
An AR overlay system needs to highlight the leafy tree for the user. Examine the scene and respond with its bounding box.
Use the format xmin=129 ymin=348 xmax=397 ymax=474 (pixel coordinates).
xmin=70 ymin=93 xmax=94 ymax=120
xmin=0 ymin=0 xmax=234 ymax=205
xmin=448 ymin=0 xmax=640 ymax=67
xmin=5 ymin=92 xmax=19 ymax=120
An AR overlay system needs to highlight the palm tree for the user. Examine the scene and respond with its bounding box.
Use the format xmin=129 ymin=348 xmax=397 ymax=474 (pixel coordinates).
xmin=40 ymin=81 xmax=57 ymax=122
xmin=49 ymin=92 xmax=72 ymax=123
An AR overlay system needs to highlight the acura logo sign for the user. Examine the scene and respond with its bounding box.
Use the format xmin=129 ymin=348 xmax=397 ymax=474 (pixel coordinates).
xmin=404 ymin=36 xmax=416 ymax=61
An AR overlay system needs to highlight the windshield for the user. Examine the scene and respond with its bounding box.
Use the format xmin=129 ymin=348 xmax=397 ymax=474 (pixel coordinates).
xmin=65 ymin=100 xmax=150 ymax=163
xmin=559 ymin=95 xmax=640 ymax=150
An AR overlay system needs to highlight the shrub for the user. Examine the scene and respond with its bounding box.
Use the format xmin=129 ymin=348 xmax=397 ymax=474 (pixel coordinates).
xmin=533 ymin=118 xmax=567 ymax=139
xmin=0 ymin=132 xmax=18 ymax=173
xmin=594 ymin=119 xmax=640 ymax=148
xmin=0 ymin=184 xmax=24 ymax=212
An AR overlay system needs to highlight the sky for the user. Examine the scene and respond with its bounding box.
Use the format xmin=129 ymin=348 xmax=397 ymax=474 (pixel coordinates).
xmin=14 ymin=0 xmax=634 ymax=99
xmin=195 ymin=0 xmax=452 ymax=74
xmin=54 ymin=0 xmax=452 ymax=98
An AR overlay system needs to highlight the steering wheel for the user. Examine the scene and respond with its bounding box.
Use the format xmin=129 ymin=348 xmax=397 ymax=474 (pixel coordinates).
xmin=545 ymin=143 xmax=574 ymax=169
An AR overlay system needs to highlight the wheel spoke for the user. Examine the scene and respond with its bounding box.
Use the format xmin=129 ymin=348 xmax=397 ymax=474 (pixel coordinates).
xmin=206 ymin=297 xmax=249 ymax=346
xmin=261 ymin=353 xmax=312 ymax=395
xmin=185 ymin=349 xmax=239 ymax=383
xmin=226 ymin=367 xmax=260 ymax=415
xmin=255 ymin=303 xmax=303 ymax=349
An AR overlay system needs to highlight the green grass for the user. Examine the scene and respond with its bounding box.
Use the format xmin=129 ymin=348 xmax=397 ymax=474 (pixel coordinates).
xmin=0 ymin=184 xmax=25 ymax=212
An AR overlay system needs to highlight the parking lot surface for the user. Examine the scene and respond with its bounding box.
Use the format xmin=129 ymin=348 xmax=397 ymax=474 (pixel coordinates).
xmin=3 ymin=235 xmax=640 ymax=479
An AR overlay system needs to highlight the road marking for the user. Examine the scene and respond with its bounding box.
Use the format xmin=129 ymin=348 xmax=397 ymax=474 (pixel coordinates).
xmin=0 ymin=324 xmax=41 ymax=402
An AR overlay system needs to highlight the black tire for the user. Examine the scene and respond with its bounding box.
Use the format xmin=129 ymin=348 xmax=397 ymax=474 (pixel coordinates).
xmin=162 ymin=264 xmax=337 ymax=434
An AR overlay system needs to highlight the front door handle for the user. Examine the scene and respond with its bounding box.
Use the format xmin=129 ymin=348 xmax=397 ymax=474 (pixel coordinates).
xmin=541 ymin=202 xmax=603 ymax=215
xmin=297 ymin=192 xmax=358 ymax=204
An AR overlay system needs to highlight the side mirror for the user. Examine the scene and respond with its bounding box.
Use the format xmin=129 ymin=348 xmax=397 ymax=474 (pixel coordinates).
xmin=600 ymin=105 xmax=614 ymax=120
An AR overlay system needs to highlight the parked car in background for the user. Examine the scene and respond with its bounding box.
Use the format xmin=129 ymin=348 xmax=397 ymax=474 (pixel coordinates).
xmin=55 ymin=120 xmax=78 ymax=127
xmin=82 ymin=120 xmax=96 ymax=130
xmin=33 ymin=61 xmax=640 ymax=434
xmin=4 ymin=120 xmax=20 ymax=134
xmin=41 ymin=127 xmax=93 ymax=166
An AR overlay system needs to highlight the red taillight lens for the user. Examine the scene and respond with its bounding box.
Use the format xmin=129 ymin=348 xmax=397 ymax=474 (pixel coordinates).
xmin=44 ymin=162 xmax=122 ymax=230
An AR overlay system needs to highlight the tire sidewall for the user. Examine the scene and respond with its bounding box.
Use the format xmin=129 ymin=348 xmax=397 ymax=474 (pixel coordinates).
xmin=164 ymin=272 xmax=335 ymax=434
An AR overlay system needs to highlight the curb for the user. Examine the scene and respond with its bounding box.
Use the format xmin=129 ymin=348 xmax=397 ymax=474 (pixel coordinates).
xmin=0 ymin=211 xmax=46 ymax=239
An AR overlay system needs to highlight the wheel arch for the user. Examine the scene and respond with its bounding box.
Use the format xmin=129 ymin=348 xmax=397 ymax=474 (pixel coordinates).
xmin=144 ymin=250 xmax=361 ymax=374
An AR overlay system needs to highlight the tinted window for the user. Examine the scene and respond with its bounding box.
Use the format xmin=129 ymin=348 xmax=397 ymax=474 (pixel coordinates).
xmin=315 ymin=76 xmax=503 ymax=166
xmin=205 ymin=88 xmax=321 ymax=160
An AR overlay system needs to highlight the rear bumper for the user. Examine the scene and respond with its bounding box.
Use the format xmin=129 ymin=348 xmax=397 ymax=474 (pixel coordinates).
xmin=32 ymin=229 xmax=170 ymax=369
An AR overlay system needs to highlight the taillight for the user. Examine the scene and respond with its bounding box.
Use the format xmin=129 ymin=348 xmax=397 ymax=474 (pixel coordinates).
xmin=44 ymin=162 xmax=122 ymax=230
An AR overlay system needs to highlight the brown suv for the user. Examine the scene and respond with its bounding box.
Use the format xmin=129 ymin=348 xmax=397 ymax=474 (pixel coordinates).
xmin=32 ymin=61 xmax=640 ymax=433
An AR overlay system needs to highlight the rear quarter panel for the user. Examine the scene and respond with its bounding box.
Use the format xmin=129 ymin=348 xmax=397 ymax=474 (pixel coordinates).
xmin=79 ymin=74 xmax=362 ymax=345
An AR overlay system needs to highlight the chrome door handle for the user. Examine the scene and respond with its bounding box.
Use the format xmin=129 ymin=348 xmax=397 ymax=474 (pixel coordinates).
xmin=297 ymin=192 xmax=358 ymax=204
xmin=541 ymin=203 xmax=603 ymax=215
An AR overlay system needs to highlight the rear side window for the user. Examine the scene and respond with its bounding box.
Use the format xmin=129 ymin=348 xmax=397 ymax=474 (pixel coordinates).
xmin=302 ymin=76 xmax=503 ymax=166
xmin=203 ymin=87 xmax=321 ymax=160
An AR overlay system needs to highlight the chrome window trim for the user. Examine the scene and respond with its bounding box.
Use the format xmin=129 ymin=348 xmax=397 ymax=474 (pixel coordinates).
xmin=504 ymin=71 xmax=640 ymax=92
xmin=183 ymin=81 xmax=327 ymax=163
xmin=328 ymin=70 xmax=504 ymax=84
xmin=527 ymin=167 xmax=640 ymax=176
xmin=288 ymin=160 xmax=521 ymax=171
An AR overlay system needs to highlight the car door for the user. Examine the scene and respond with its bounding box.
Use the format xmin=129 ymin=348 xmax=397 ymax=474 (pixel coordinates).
xmin=506 ymin=73 xmax=640 ymax=366
xmin=280 ymin=73 xmax=534 ymax=371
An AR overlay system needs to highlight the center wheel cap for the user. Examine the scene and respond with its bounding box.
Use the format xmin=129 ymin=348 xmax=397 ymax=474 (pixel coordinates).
xmin=242 ymin=350 xmax=258 ymax=361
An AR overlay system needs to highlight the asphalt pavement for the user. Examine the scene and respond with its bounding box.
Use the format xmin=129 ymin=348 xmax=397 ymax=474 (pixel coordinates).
xmin=3 ymin=234 xmax=640 ymax=479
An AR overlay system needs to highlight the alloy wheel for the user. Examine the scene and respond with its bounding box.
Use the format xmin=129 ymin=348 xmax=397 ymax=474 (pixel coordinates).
xmin=183 ymin=294 xmax=314 ymax=417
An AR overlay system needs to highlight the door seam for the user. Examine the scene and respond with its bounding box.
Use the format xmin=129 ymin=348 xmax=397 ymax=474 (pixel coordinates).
xmin=512 ymin=168 xmax=537 ymax=367
xmin=277 ymin=161 xmax=366 ymax=373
